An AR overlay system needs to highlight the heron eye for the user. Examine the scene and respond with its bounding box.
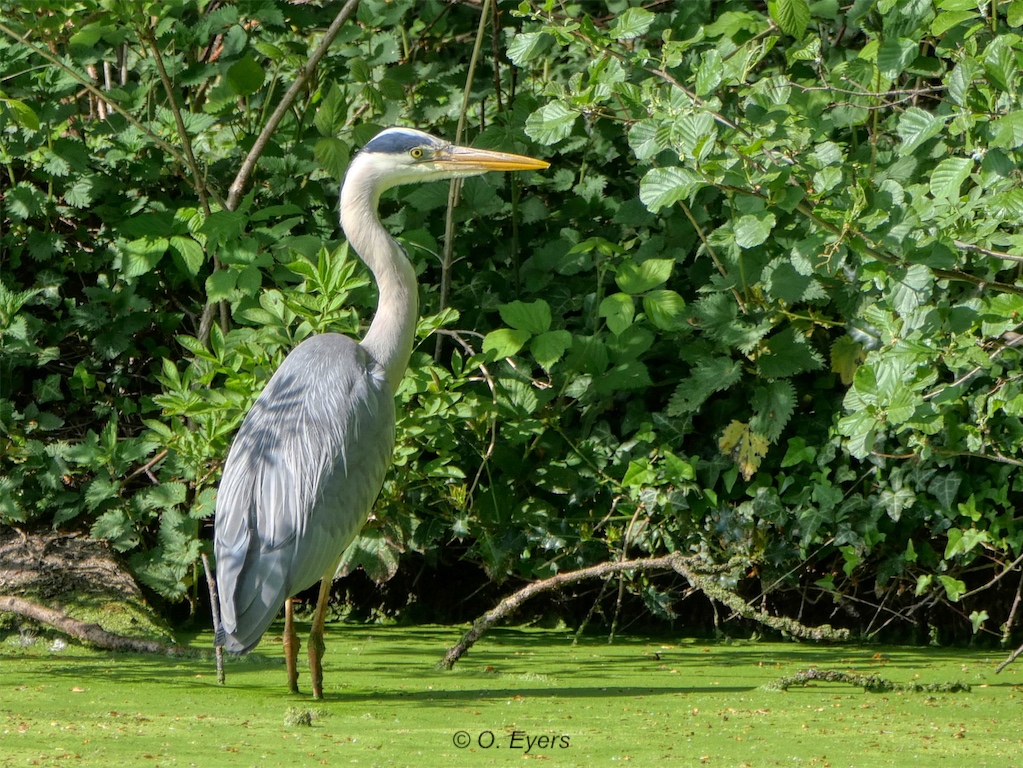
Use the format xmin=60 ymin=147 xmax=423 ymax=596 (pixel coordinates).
xmin=410 ymin=147 xmax=424 ymax=159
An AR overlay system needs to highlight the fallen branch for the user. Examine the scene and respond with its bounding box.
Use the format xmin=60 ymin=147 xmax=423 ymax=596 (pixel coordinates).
xmin=438 ymin=553 xmax=849 ymax=669
xmin=0 ymin=596 xmax=193 ymax=656
xmin=761 ymin=667 xmax=970 ymax=693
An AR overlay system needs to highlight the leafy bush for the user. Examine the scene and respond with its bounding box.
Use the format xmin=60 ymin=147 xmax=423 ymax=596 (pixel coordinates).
xmin=4 ymin=0 xmax=1023 ymax=641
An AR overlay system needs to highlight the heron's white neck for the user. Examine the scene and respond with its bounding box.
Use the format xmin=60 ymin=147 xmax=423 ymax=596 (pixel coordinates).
xmin=340 ymin=175 xmax=418 ymax=394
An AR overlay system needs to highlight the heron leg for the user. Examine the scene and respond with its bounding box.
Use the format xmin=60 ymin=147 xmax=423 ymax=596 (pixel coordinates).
xmin=284 ymin=597 xmax=300 ymax=694
xmin=308 ymin=575 xmax=333 ymax=700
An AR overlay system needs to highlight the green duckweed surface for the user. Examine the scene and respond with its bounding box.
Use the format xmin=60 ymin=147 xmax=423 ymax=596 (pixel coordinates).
xmin=1 ymin=625 xmax=1021 ymax=767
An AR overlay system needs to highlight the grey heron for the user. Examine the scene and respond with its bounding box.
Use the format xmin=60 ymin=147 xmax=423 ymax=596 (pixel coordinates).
xmin=213 ymin=126 xmax=548 ymax=698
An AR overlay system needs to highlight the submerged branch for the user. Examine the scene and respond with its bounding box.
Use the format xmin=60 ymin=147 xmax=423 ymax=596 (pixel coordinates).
xmin=762 ymin=667 xmax=970 ymax=693
xmin=438 ymin=554 xmax=849 ymax=669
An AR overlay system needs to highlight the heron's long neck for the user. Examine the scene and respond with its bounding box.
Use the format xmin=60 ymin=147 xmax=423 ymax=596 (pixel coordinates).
xmin=340 ymin=178 xmax=418 ymax=394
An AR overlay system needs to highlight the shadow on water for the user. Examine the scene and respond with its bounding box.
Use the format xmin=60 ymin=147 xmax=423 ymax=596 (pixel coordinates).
xmin=6 ymin=623 xmax=1012 ymax=706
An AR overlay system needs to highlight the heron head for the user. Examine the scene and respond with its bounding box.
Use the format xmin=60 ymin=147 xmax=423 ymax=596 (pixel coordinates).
xmin=348 ymin=127 xmax=549 ymax=192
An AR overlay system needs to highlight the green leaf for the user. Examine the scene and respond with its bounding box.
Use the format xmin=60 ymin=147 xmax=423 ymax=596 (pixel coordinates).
xmin=314 ymin=83 xmax=348 ymax=137
xmin=226 ymin=56 xmax=265 ymax=97
xmin=1 ymin=97 xmax=40 ymax=131
xmin=757 ymin=328 xmax=823 ymax=378
xmin=599 ymin=293 xmax=635 ymax=335
xmin=931 ymin=10 xmax=979 ymax=36
xmin=483 ymin=328 xmax=532 ymax=358
xmin=991 ymin=110 xmax=1023 ymax=149
xmin=938 ymin=574 xmax=966 ymax=602
xmin=928 ymin=473 xmax=961 ymax=508
xmin=896 ymin=107 xmax=945 ymax=154
xmin=929 ymin=156 xmax=972 ymax=202
xmin=335 ymin=529 xmax=399 ymax=584
xmin=205 ymin=268 xmax=238 ymax=302
xmin=499 ymin=300 xmax=551 ymax=334
xmin=169 ymin=235 xmax=205 ymax=276
xmin=121 ymin=237 xmax=168 ymax=278
xmin=616 ymin=258 xmax=673 ymax=294
xmin=507 ymin=31 xmax=552 ymax=65
xmin=668 ymin=356 xmax=742 ymax=415
xmin=639 ymin=167 xmax=704 ymax=212
xmin=751 ymin=380 xmax=797 ymax=442
xmin=643 ymin=289 xmax=687 ymax=331
xmin=769 ymin=0 xmax=810 ymax=37
xmin=525 ymin=102 xmax=577 ymax=145
xmin=877 ymin=37 xmax=918 ymax=78
xmin=734 ymin=211 xmax=777 ymax=249
xmin=530 ymin=330 xmax=572 ymax=371
xmin=611 ymin=7 xmax=655 ymax=40
xmin=781 ymin=436 xmax=817 ymax=467
xmin=314 ymin=136 xmax=350 ymax=180
xmin=969 ymin=609 xmax=989 ymax=634
xmin=889 ymin=264 xmax=932 ymax=316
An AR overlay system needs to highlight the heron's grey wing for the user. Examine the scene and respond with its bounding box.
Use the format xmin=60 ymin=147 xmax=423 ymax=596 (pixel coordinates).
xmin=214 ymin=335 xmax=395 ymax=652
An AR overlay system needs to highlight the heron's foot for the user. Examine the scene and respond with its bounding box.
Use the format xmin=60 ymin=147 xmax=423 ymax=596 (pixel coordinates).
xmin=308 ymin=631 xmax=326 ymax=700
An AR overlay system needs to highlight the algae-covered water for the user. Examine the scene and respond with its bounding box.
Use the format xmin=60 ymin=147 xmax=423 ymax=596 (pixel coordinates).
xmin=1 ymin=625 xmax=1020 ymax=767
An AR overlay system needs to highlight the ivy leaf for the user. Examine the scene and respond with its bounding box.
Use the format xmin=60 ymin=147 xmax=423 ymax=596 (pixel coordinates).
xmin=768 ymin=0 xmax=810 ymax=37
xmin=928 ymin=473 xmax=961 ymax=509
xmin=938 ymin=575 xmax=966 ymax=602
xmin=499 ymin=300 xmax=551 ymax=334
xmin=525 ymin=102 xmax=577 ymax=145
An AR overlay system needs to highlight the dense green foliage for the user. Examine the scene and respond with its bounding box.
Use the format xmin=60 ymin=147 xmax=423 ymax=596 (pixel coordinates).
xmin=4 ymin=0 xmax=1023 ymax=642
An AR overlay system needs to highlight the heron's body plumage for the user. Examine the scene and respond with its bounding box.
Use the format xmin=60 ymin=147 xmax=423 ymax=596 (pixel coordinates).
xmin=215 ymin=335 xmax=394 ymax=652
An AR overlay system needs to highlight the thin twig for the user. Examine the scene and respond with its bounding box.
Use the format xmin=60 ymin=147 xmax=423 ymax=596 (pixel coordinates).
xmin=436 ymin=0 xmax=493 ymax=360
xmin=225 ymin=0 xmax=360 ymax=210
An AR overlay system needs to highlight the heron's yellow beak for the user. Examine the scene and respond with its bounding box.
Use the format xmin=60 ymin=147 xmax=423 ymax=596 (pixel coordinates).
xmin=437 ymin=145 xmax=550 ymax=172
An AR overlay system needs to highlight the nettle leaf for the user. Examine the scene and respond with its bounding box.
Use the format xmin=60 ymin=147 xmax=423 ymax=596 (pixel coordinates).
xmin=768 ymin=0 xmax=810 ymax=37
xmin=499 ymin=300 xmax=551 ymax=335
xmin=530 ymin=330 xmax=572 ymax=371
xmin=750 ymin=380 xmax=796 ymax=443
xmin=695 ymin=292 xmax=771 ymax=351
xmin=616 ymin=258 xmax=673 ymax=294
xmin=639 ymin=166 xmax=704 ymax=212
xmin=668 ymin=356 xmax=742 ymax=415
xmin=734 ymin=211 xmax=777 ymax=249
xmin=525 ymin=102 xmax=577 ymax=145
xmin=599 ymin=293 xmax=635 ymax=335
xmin=757 ymin=328 xmax=823 ymax=378
xmin=335 ymin=528 xmax=400 ymax=584
xmin=929 ymin=156 xmax=973 ymax=202
xmin=483 ymin=328 xmax=531 ymax=358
